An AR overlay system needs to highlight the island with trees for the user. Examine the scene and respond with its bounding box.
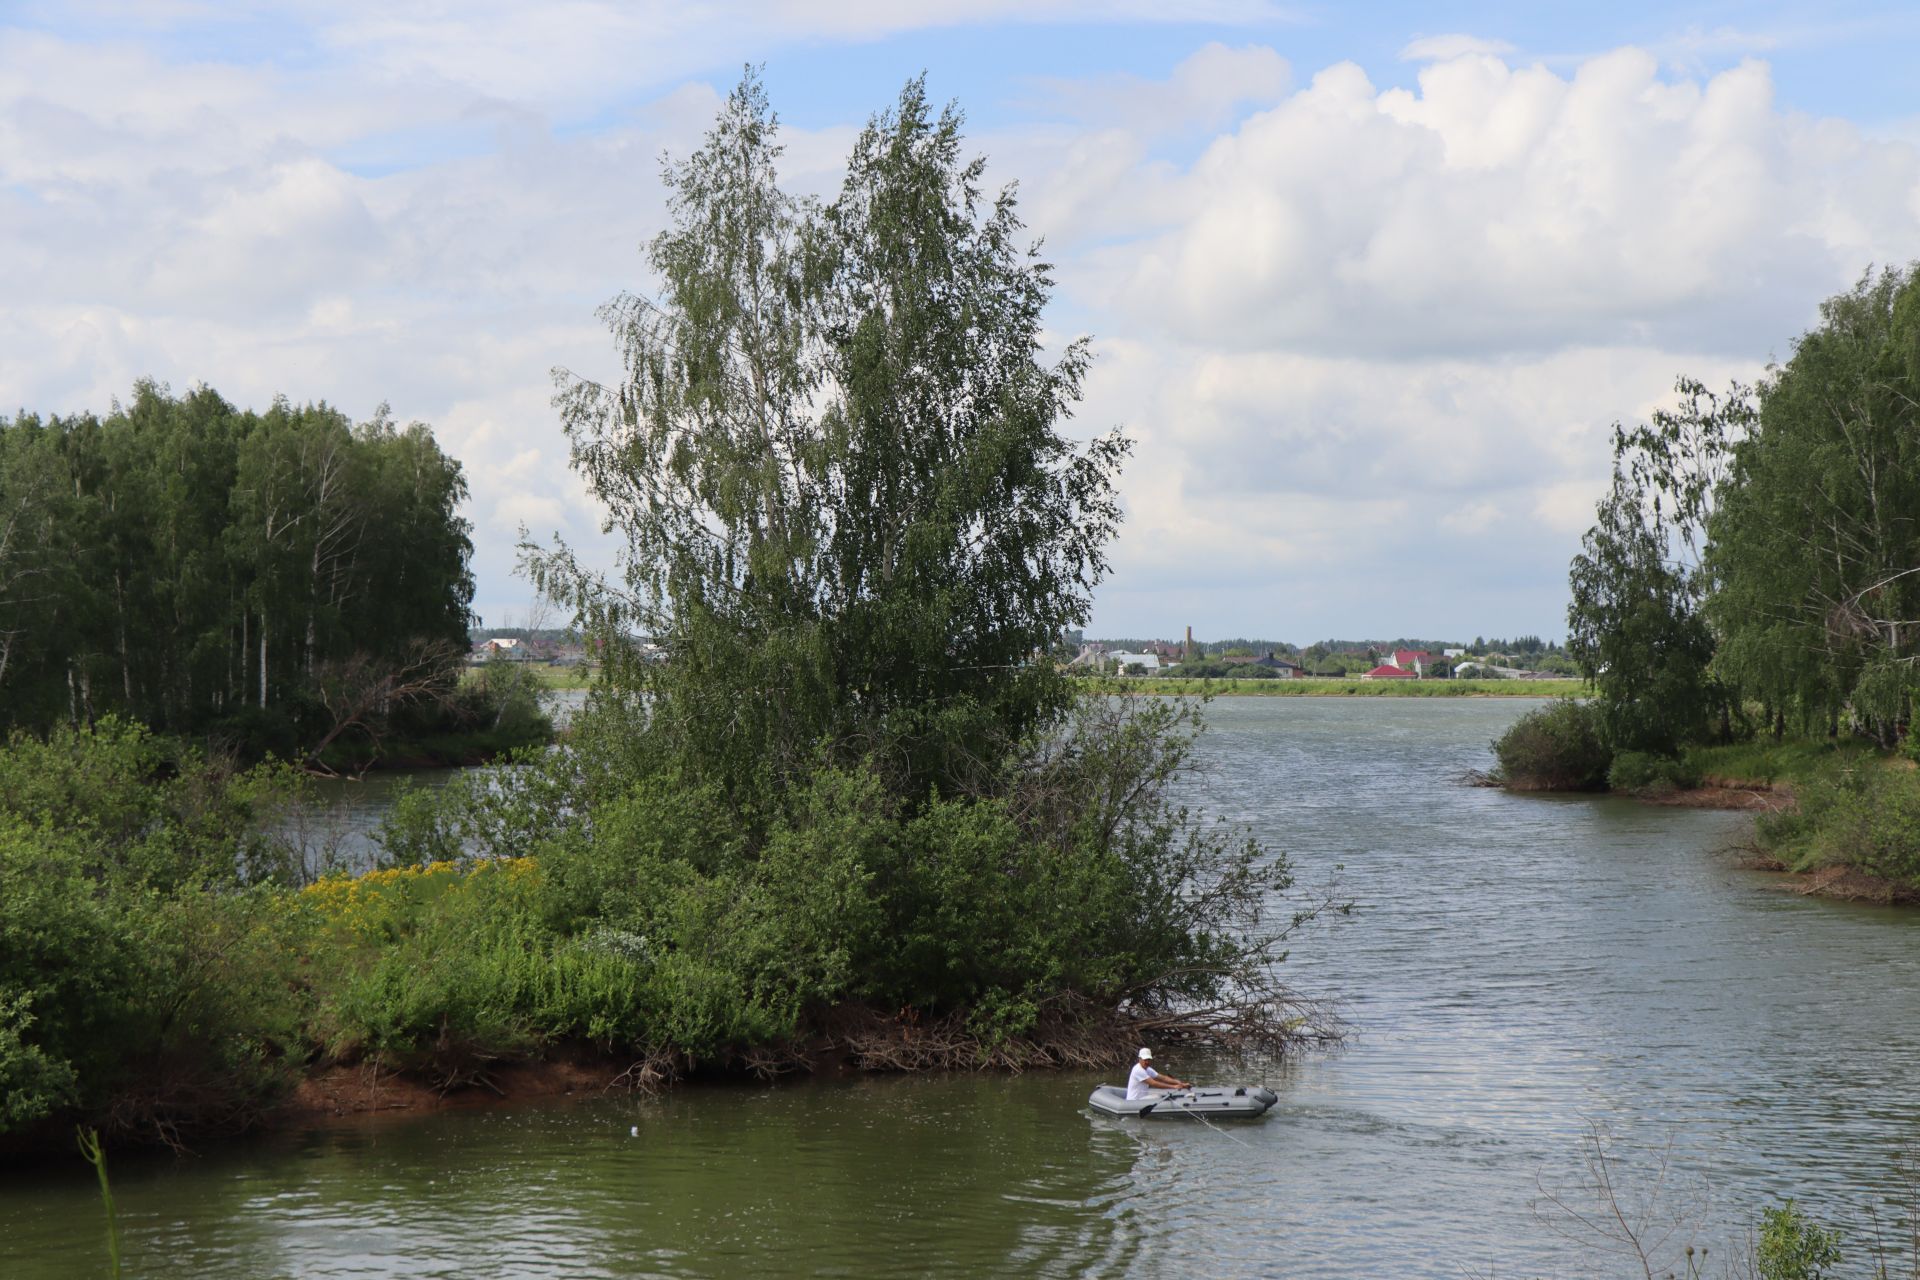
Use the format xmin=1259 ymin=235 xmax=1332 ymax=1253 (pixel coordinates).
xmin=0 ymin=75 xmax=1332 ymax=1155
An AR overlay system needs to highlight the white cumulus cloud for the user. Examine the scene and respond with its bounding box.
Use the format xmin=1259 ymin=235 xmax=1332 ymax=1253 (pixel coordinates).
xmin=4 ymin=17 xmax=1919 ymax=639
xmin=1399 ymin=34 xmax=1517 ymax=62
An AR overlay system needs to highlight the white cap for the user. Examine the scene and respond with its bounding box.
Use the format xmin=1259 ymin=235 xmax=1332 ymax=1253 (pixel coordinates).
xmin=1137 ymin=1047 xmax=1153 ymax=1060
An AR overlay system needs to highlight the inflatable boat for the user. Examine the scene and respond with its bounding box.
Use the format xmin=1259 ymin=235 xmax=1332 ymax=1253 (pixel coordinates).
xmin=1087 ymin=1084 xmax=1278 ymax=1119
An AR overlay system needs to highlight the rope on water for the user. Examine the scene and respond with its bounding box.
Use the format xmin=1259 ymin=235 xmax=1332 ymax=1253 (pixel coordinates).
xmin=1173 ymin=1094 xmax=1257 ymax=1150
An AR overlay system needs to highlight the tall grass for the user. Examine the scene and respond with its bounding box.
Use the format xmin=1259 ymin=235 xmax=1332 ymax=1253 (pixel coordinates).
xmin=1683 ymin=737 xmax=1880 ymax=787
xmin=76 ymin=1127 xmax=121 ymax=1279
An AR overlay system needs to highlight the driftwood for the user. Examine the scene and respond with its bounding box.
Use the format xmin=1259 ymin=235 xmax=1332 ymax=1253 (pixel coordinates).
xmin=608 ymin=1050 xmax=679 ymax=1094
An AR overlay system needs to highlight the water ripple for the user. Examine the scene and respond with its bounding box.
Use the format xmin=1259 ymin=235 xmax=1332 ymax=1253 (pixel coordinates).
xmin=9 ymin=700 xmax=1920 ymax=1277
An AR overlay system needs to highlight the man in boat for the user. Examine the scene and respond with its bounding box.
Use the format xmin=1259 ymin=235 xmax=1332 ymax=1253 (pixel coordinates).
xmin=1126 ymin=1047 xmax=1191 ymax=1100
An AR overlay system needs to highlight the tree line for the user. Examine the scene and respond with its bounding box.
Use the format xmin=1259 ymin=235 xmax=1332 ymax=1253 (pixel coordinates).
xmin=1500 ymin=265 xmax=1920 ymax=795
xmin=1566 ymin=265 xmax=1920 ymax=755
xmin=0 ymin=382 xmax=477 ymax=755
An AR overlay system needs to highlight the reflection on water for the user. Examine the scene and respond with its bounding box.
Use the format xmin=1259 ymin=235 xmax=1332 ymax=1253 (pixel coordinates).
xmin=2 ymin=1077 xmax=1154 ymax=1280
xmin=9 ymin=697 xmax=1920 ymax=1277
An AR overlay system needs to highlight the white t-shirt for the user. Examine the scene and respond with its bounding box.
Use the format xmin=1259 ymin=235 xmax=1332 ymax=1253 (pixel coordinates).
xmin=1126 ymin=1061 xmax=1156 ymax=1101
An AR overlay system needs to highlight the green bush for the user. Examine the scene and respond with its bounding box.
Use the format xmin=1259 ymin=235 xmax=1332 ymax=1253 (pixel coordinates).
xmin=0 ymin=816 xmax=306 ymax=1138
xmin=1757 ymin=1200 xmax=1842 ymax=1280
xmin=1757 ymin=764 xmax=1920 ymax=880
xmin=0 ymin=991 xmax=78 ymax=1131
xmin=1606 ymin=750 xmax=1700 ymax=796
xmin=1491 ymin=699 xmax=1612 ymax=791
xmin=433 ymin=658 xmax=555 ymax=751
xmin=513 ymin=694 xmax=1296 ymax=1054
xmin=370 ymin=778 xmax=469 ymax=868
xmin=0 ymin=717 xmax=300 ymax=888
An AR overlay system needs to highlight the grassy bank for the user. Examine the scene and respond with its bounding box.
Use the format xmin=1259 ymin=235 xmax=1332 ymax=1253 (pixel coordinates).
xmin=1106 ymin=677 xmax=1579 ymax=697
xmin=1677 ymin=737 xmax=1920 ymax=897
xmin=1681 ymin=736 xmax=1882 ymax=789
xmin=1487 ymin=706 xmax=1920 ymax=898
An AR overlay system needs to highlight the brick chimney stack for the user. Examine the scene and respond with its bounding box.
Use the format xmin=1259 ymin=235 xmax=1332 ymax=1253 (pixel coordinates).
xmin=1185 ymin=625 xmax=1194 ymax=662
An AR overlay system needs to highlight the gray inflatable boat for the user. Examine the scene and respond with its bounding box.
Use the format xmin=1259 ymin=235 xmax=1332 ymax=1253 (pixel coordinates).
xmin=1087 ymin=1084 xmax=1278 ymax=1119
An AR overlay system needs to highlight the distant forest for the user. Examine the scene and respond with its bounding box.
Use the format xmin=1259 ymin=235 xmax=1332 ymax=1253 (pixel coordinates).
xmin=0 ymin=382 xmax=479 ymax=755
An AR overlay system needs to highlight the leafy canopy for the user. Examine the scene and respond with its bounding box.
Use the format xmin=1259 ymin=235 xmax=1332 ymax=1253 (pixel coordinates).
xmin=530 ymin=73 xmax=1127 ymax=803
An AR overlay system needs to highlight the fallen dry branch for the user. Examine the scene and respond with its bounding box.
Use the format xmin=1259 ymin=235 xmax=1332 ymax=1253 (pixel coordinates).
xmin=824 ymin=1005 xmax=1137 ymax=1074
xmin=608 ymin=1051 xmax=679 ymax=1095
xmin=815 ymin=985 xmax=1342 ymax=1076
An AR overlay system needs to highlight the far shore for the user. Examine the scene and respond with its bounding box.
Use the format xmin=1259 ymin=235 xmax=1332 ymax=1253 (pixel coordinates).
xmin=510 ymin=668 xmax=1583 ymax=697
xmin=1094 ymin=677 xmax=1581 ymax=698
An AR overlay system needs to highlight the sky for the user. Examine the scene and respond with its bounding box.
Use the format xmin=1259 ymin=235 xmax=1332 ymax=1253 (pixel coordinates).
xmin=5 ymin=2 xmax=1920 ymax=644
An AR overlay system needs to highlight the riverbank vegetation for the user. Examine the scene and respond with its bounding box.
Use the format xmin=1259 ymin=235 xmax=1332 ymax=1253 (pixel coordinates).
xmin=1491 ymin=265 xmax=1920 ymax=892
xmin=0 ymin=382 xmax=543 ymax=767
xmin=519 ymin=72 xmax=1330 ymax=1064
xmin=0 ymin=76 xmax=1332 ymax=1153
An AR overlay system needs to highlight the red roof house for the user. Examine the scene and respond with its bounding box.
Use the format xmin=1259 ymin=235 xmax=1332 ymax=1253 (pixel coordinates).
xmin=1391 ymin=649 xmax=1432 ymax=668
xmin=1363 ymin=664 xmax=1418 ymax=679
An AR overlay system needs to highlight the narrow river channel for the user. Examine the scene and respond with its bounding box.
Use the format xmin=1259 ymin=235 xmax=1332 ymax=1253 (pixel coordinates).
xmin=7 ymin=698 xmax=1919 ymax=1277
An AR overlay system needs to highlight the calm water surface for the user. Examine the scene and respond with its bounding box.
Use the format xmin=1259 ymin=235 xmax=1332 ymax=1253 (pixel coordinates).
xmin=8 ymin=697 xmax=1920 ymax=1277
xmin=275 ymin=689 xmax=590 ymax=872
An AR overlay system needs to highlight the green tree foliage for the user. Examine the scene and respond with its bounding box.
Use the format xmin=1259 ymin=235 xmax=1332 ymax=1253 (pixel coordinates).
xmin=0 ymin=720 xmax=309 ymax=1139
xmin=531 ymin=74 xmax=1126 ymax=803
xmin=1709 ymin=267 xmax=1920 ymax=746
xmin=1756 ymin=1201 xmax=1842 ymax=1280
xmin=517 ymin=73 xmax=1316 ymax=1048
xmin=0 ymin=383 xmax=477 ymax=752
xmin=1 ymin=80 xmax=1330 ymax=1147
xmin=1545 ymin=265 xmax=1920 ymax=788
xmin=1567 ymin=380 xmax=1743 ymax=756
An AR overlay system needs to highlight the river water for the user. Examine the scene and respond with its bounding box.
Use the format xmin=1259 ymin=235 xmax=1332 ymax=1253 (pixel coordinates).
xmin=8 ymin=697 xmax=1920 ymax=1277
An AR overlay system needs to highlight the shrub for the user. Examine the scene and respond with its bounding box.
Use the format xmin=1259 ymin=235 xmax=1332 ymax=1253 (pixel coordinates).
xmin=1606 ymin=750 xmax=1700 ymax=796
xmin=0 ymin=816 xmax=306 ymax=1138
xmin=1757 ymin=1200 xmax=1842 ymax=1280
xmin=441 ymin=657 xmax=553 ymax=743
xmin=1491 ymin=699 xmax=1612 ymax=791
xmin=1757 ymin=764 xmax=1920 ymax=881
xmin=0 ymin=991 xmax=77 ymax=1131
xmin=0 ymin=717 xmax=300 ymax=889
xmin=370 ymin=779 xmax=469 ymax=868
